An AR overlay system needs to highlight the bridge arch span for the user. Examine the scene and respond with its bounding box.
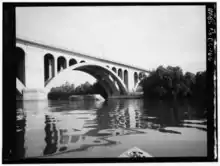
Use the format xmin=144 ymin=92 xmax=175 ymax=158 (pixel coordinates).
xmin=45 ymin=63 xmax=128 ymax=97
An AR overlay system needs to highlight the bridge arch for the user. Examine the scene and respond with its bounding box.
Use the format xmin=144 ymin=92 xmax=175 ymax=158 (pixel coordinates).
xmin=124 ymin=70 xmax=128 ymax=88
xmin=16 ymin=47 xmax=26 ymax=85
xmin=44 ymin=53 xmax=55 ymax=81
xmin=80 ymin=60 xmax=85 ymax=63
xmin=134 ymin=72 xmax=138 ymax=86
xmin=118 ymin=68 xmax=122 ymax=79
xmin=69 ymin=58 xmax=77 ymax=66
xmin=45 ymin=63 xmax=128 ymax=98
xmin=57 ymin=56 xmax=67 ymax=72
xmin=112 ymin=67 xmax=117 ymax=73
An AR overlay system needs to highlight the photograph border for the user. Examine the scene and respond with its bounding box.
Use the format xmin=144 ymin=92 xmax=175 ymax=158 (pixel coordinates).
xmin=2 ymin=2 xmax=217 ymax=163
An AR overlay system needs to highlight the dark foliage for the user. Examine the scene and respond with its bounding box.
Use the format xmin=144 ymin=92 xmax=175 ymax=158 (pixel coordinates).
xmin=140 ymin=66 xmax=206 ymax=101
xmin=48 ymin=81 xmax=107 ymax=100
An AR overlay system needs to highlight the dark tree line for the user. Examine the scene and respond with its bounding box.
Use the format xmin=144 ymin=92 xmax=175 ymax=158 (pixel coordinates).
xmin=48 ymin=65 xmax=206 ymax=101
xmin=48 ymin=81 xmax=107 ymax=100
xmin=140 ymin=66 xmax=206 ymax=101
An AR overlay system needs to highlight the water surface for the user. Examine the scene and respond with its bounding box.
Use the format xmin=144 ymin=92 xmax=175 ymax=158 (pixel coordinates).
xmin=16 ymin=99 xmax=207 ymax=158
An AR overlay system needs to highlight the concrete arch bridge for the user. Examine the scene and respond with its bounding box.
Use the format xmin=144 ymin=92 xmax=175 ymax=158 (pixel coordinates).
xmin=16 ymin=38 xmax=149 ymax=100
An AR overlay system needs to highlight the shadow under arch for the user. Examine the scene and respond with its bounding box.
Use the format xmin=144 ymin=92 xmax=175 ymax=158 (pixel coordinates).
xmin=16 ymin=47 xmax=26 ymax=85
xmin=45 ymin=63 xmax=128 ymax=98
xmin=16 ymin=77 xmax=26 ymax=95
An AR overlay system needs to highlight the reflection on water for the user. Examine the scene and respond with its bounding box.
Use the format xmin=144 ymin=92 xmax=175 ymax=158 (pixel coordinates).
xmin=16 ymin=101 xmax=26 ymax=158
xmin=16 ymin=99 xmax=206 ymax=158
xmin=44 ymin=115 xmax=58 ymax=155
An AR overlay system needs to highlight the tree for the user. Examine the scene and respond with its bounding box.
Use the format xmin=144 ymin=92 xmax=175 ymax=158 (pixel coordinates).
xmin=48 ymin=80 xmax=108 ymax=100
xmin=140 ymin=65 xmax=206 ymax=100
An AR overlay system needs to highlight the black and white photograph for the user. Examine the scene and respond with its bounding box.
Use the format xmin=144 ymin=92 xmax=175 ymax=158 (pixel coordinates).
xmin=2 ymin=2 xmax=217 ymax=163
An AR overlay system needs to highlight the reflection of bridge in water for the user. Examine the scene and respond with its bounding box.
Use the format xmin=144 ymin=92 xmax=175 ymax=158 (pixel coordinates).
xmin=16 ymin=99 xmax=148 ymax=157
xmin=42 ymin=99 xmax=147 ymax=156
xmin=16 ymin=99 xmax=207 ymax=158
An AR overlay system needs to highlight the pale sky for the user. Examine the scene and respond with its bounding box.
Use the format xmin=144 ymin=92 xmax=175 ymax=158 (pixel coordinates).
xmin=16 ymin=6 xmax=206 ymax=87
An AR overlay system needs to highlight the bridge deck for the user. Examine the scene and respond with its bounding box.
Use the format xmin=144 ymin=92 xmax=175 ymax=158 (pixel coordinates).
xmin=16 ymin=37 xmax=150 ymax=73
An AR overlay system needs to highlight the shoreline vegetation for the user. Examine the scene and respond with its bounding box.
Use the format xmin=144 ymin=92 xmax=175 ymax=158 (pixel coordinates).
xmin=140 ymin=66 xmax=205 ymax=101
xmin=48 ymin=81 xmax=108 ymax=100
xmin=48 ymin=65 xmax=206 ymax=102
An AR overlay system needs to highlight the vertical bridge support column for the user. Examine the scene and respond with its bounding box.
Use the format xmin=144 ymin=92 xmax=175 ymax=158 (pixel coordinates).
xmin=23 ymin=46 xmax=47 ymax=100
xmin=127 ymin=71 xmax=135 ymax=94
xmin=54 ymin=56 xmax=57 ymax=77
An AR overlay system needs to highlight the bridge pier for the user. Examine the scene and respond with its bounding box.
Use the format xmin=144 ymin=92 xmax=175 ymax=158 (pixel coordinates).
xmin=23 ymin=88 xmax=48 ymax=100
xmin=127 ymin=71 xmax=136 ymax=93
xmin=20 ymin=45 xmax=48 ymax=100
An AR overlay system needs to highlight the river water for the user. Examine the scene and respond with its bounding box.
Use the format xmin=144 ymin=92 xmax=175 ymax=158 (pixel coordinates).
xmin=16 ymin=99 xmax=207 ymax=158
